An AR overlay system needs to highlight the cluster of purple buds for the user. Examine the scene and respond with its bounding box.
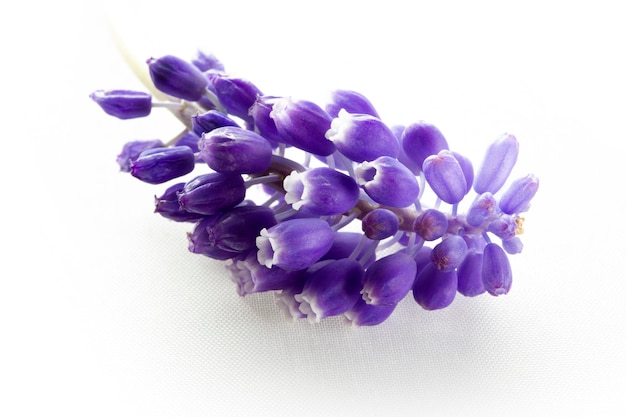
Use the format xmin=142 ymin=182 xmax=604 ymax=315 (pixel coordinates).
xmin=91 ymin=50 xmax=539 ymax=326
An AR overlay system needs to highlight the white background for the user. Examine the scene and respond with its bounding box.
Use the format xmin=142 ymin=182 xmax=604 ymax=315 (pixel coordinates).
xmin=1 ymin=1 xmax=625 ymax=416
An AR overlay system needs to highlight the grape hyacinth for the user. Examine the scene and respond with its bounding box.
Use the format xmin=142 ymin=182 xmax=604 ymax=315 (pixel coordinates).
xmin=91 ymin=50 xmax=539 ymax=327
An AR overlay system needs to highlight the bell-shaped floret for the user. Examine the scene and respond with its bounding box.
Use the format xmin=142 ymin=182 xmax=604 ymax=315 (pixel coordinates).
xmin=283 ymin=168 xmax=360 ymax=215
xmin=325 ymin=89 xmax=380 ymax=119
xmin=482 ymin=243 xmax=512 ymax=296
xmin=226 ymin=251 xmax=304 ymax=296
xmin=457 ymin=251 xmax=486 ymax=297
xmin=325 ymin=109 xmax=399 ymax=162
xmin=192 ymin=110 xmax=239 ymax=137
xmin=206 ymin=73 xmax=262 ymax=122
xmin=344 ymin=299 xmax=396 ymax=326
xmin=154 ymin=182 xmax=205 ymax=222
xmin=361 ymin=209 xmax=399 ymax=240
xmin=198 ymin=126 xmax=273 ymax=174
xmin=422 ymin=150 xmax=467 ymax=205
xmin=130 ymin=146 xmax=195 ymax=184
xmin=498 ymin=174 xmax=539 ymax=214
xmin=355 ymin=156 xmax=420 ymax=207
xmin=430 ymin=235 xmax=468 ymax=272
xmin=147 ymin=55 xmax=208 ymax=101
xmin=401 ymin=121 xmax=449 ymax=169
xmin=178 ymin=173 xmax=246 ymax=215
xmin=413 ymin=209 xmax=448 ymax=241
xmin=473 ymin=133 xmax=519 ymax=194
xmin=116 ymin=139 xmax=164 ymax=172
xmin=412 ymin=263 xmax=458 ymax=310
xmin=90 ymin=90 xmax=152 ymax=119
xmin=466 ymin=192 xmax=497 ymax=227
xmin=295 ymin=258 xmax=364 ymax=323
xmin=361 ymin=252 xmax=417 ymax=305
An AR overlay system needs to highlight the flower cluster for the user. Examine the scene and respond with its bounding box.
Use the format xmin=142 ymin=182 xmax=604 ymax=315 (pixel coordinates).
xmin=91 ymin=51 xmax=539 ymax=326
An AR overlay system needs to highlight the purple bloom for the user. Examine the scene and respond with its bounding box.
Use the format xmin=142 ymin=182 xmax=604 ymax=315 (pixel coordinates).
xmin=499 ymin=174 xmax=539 ymax=214
xmin=361 ymin=252 xmax=417 ymax=305
xmin=451 ymin=151 xmax=474 ymax=194
xmin=295 ymin=258 xmax=364 ymax=323
xmin=488 ymin=214 xmax=518 ymax=240
xmin=482 ymin=243 xmax=512 ymax=296
xmin=130 ymin=146 xmax=195 ymax=184
xmin=356 ymin=156 xmax=420 ymax=207
xmin=457 ymin=251 xmax=486 ymax=297
xmin=226 ymin=251 xmax=304 ymax=296
xmin=191 ymin=110 xmax=240 ymax=137
xmin=422 ymin=150 xmax=467 ymax=205
xmin=178 ymin=173 xmax=246 ymax=215
xmin=191 ymin=50 xmax=225 ymax=72
xmin=198 ymin=126 xmax=273 ymax=174
xmin=413 ymin=209 xmax=448 ymax=241
xmin=249 ymin=95 xmax=284 ymax=146
xmin=205 ymin=205 xmax=277 ymax=254
xmin=466 ymin=192 xmax=497 ymax=227
xmin=207 ymin=73 xmax=262 ymax=123
xmin=502 ymin=236 xmax=524 ymax=254
xmin=187 ymin=215 xmax=237 ymax=260
xmin=430 ymin=235 xmax=468 ymax=272
xmin=344 ymin=299 xmax=396 ymax=326
xmin=473 ymin=133 xmax=519 ymax=194
xmin=412 ymin=263 xmax=458 ymax=310
xmin=90 ymin=89 xmax=152 ymax=119
xmin=361 ymin=209 xmax=399 ymax=240
xmin=401 ymin=121 xmax=449 ymax=169
xmin=256 ymin=218 xmax=334 ymax=271
xmin=154 ymin=182 xmax=205 ymax=222
xmin=173 ymin=132 xmax=201 ymax=153
xmin=270 ymin=97 xmax=335 ymax=156
xmin=325 ymin=89 xmax=380 ymax=119
xmin=116 ymin=139 xmax=164 ymax=172
xmin=276 ymin=281 xmax=308 ymax=320
xmin=147 ymin=55 xmax=208 ymax=101
xmin=325 ymin=110 xmax=399 ymax=162
xmin=283 ymin=167 xmax=360 ymax=215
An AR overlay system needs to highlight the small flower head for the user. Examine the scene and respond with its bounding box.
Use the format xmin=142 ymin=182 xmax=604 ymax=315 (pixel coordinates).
xmin=498 ymin=174 xmax=539 ymax=215
xmin=198 ymin=126 xmax=273 ymax=174
xmin=130 ymin=146 xmax=195 ymax=184
xmin=482 ymin=243 xmax=512 ymax=296
xmin=473 ymin=133 xmax=519 ymax=194
xmin=90 ymin=89 xmax=152 ymax=119
xmin=430 ymin=235 xmax=468 ymax=272
xmin=344 ymin=299 xmax=396 ymax=327
xmin=401 ymin=121 xmax=449 ymax=169
xmin=361 ymin=252 xmax=417 ymax=305
xmin=178 ymin=172 xmax=246 ymax=215
xmin=413 ymin=209 xmax=449 ymax=241
xmin=154 ymin=182 xmax=205 ymax=222
xmin=147 ymin=55 xmax=208 ymax=101
xmin=422 ymin=150 xmax=467 ymax=205
xmin=457 ymin=251 xmax=486 ymax=297
xmin=412 ymin=263 xmax=458 ymax=310
xmin=361 ymin=209 xmax=399 ymax=240
xmin=355 ymin=156 xmax=420 ymax=207
xmin=191 ymin=110 xmax=239 ymax=137
xmin=466 ymin=192 xmax=497 ymax=227
xmin=206 ymin=73 xmax=262 ymax=122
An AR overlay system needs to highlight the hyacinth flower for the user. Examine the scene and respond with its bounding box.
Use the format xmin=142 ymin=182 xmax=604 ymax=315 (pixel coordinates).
xmin=92 ymin=48 xmax=540 ymax=327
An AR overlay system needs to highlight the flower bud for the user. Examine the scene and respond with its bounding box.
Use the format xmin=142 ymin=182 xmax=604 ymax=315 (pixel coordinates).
xmin=361 ymin=252 xmax=417 ymax=305
xmin=191 ymin=50 xmax=225 ymax=72
xmin=207 ymin=73 xmax=262 ymax=122
xmin=482 ymin=243 xmax=512 ymax=296
xmin=457 ymin=251 xmax=486 ymax=297
xmin=325 ymin=89 xmax=380 ymax=119
xmin=256 ymin=218 xmax=334 ymax=271
xmin=130 ymin=146 xmax=195 ymax=184
xmin=451 ymin=151 xmax=474 ymax=194
xmin=226 ymin=249 xmax=304 ymax=296
xmin=283 ymin=168 xmax=360 ymax=215
xmin=270 ymin=97 xmax=335 ymax=156
xmin=325 ymin=109 xmax=399 ymax=162
xmin=362 ymin=209 xmax=399 ymax=240
xmin=173 ymin=132 xmax=201 ymax=153
xmin=198 ymin=126 xmax=273 ymax=174
xmin=488 ymin=214 xmax=517 ymax=240
xmin=90 ymin=90 xmax=152 ymax=119
xmin=116 ymin=139 xmax=164 ymax=172
xmin=502 ymin=236 xmax=524 ymax=254
xmin=295 ymin=258 xmax=364 ymax=323
xmin=401 ymin=121 xmax=449 ymax=169
xmin=412 ymin=263 xmax=458 ymax=310
xmin=431 ymin=235 xmax=468 ymax=272
xmin=187 ymin=215 xmax=236 ymax=260
xmin=249 ymin=95 xmax=284 ymax=146
xmin=154 ymin=182 xmax=205 ymax=222
xmin=466 ymin=192 xmax=497 ymax=227
xmin=206 ymin=205 xmax=277 ymax=254
xmin=355 ymin=156 xmax=420 ymax=207
xmin=191 ymin=110 xmax=239 ymax=137
xmin=413 ymin=209 xmax=448 ymax=241
xmin=344 ymin=299 xmax=396 ymax=326
xmin=474 ymin=133 xmax=519 ymax=194
xmin=498 ymin=174 xmax=539 ymax=214
xmin=147 ymin=55 xmax=208 ymax=101
xmin=422 ymin=150 xmax=467 ymax=204
xmin=178 ymin=173 xmax=246 ymax=215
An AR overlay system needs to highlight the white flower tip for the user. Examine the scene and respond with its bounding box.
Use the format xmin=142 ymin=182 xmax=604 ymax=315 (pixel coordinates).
xmin=295 ymin=294 xmax=322 ymax=324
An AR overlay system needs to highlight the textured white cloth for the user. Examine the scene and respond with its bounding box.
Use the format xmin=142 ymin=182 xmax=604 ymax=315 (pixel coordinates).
xmin=2 ymin=1 xmax=625 ymax=416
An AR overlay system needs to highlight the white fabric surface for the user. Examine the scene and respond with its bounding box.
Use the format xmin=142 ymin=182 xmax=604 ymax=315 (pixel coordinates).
xmin=1 ymin=1 xmax=625 ymax=416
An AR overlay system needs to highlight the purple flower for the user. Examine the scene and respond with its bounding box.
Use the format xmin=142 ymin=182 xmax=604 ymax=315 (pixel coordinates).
xmin=226 ymin=251 xmax=304 ymax=296
xmin=173 ymin=132 xmax=201 ymax=153
xmin=191 ymin=50 xmax=225 ymax=72
xmin=401 ymin=121 xmax=449 ymax=169
xmin=498 ymin=174 xmax=539 ymax=214
xmin=191 ymin=110 xmax=240 ymax=137
xmin=270 ymin=97 xmax=336 ymax=156
xmin=473 ymin=133 xmax=519 ymax=194
xmin=413 ymin=209 xmax=448 ymax=241
xmin=276 ymin=281 xmax=308 ymax=321
xmin=198 ymin=126 xmax=273 ymax=174
xmin=325 ymin=89 xmax=380 ymax=119
xmin=249 ymin=95 xmax=284 ymax=146
xmin=116 ymin=139 xmax=164 ymax=172
xmin=488 ymin=214 xmax=518 ymax=240
xmin=147 ymin=55 xmax=208 ymax=101
xmin=325 ymin=110 xmax=399 ymax=162
xmin=154 ymin=182 xmax=205 ymax=222
xmin=256 ymin=218 xmax=334 ymax=271
xmin=457 ymin=251 xmax=486 ymax=297
xmin=502 ymin=236 xmax=524 ymax=254
xmin=90 ymin=89 xmax=152 ymax=119
xmin=451 ymin=151 xmax=474 ymax=194
xmin=356 ymin=156 xmax=420 ymax=207
xmin=295 ymin=258 xmax=364 ymax=323
xmin=466 ymin=192 xmax=497 ymax=227
xmin=283 ymin=167 xmax=360 ymax=215
xmin=482 ymin=243 xmax=512 ymax=296
xmin=422 ymin=150 xmax=467 ymax=205
xmin=430 ymin=235 xmax=468 ymax=272
xmin=361 ymin=209 xmax=399 ymax=240
xmin=178 ymin=173 xmax=246 ymax=215
xmin=361 ymin=252 xmax=417 ymax=305
xmin=207 ymin=73 xmax=262 ymax=123
xmin=130 ymin=146 xmax=195 ymax=184
xmin=412 ymin=263 xmax=458 ymax=310
xmin=344 ymin=299 xmax=396 ymax=326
